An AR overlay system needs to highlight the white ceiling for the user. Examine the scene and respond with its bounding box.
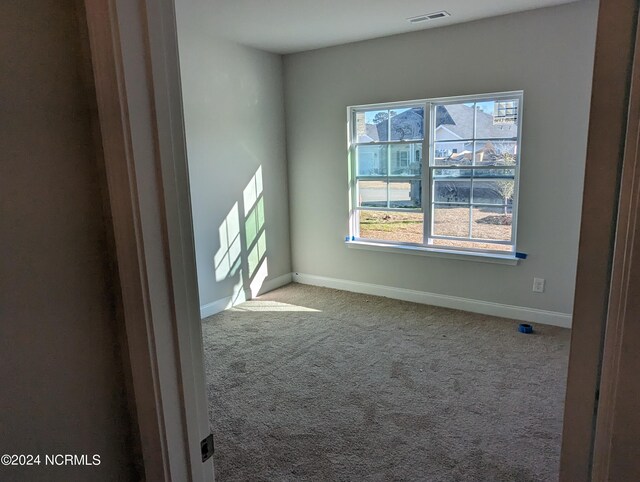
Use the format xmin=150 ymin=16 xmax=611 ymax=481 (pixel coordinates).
xmin=193 ymin=0 xmax=582 ymax=54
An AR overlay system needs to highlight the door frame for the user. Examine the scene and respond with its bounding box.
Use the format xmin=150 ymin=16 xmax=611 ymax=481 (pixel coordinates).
xmin=560 ymin=0 xmax=639 ymax=480
xmin=82 ymin=0 xmax=212 ymax=480
xmin=591 ymin=8 xmax=640 ymax=481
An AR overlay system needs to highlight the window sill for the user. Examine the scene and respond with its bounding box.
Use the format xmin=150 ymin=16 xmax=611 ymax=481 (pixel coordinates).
xmin=345 ymin=239 xmax=520 ymax=265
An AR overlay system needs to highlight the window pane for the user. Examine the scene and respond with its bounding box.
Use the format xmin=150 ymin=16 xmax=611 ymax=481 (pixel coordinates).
xmin=356 ymin=145 xmax=387 ymax=176
xmin=354 ymin=109 xmax=389 ymax=142
xmin=474 ymin=140 xmax=517 ymax=166
xmin=390 ymin=107 xmax=424 ymax=141
xmin=475 ymin=99 xmax=519 ymax=139
xmin=434 ymin=179 xmax=471 ymax=203
xmin=359 ymin=210 xmax=423 ymax=244
xmin=354 ymin=107 xmax=424 ymax=143
xmin=390 ymin=143 xmax=422 ymax=176
xmin=433 ymin=204 xmax=470 ymax=238
xmin=472 ymin=179 xmax=514 ymax=205
xmin=472 ymin=206 xmax=512 ymax=241
xmin=354 ymin=110 xmax=368 ymax=142
xmin=431 ymin=238 xmax=513 ymax=252
xmin=434 ymin=141 xmax=473 ymax=166
xmin=435 ymin=103 xmax=474 ymax=139
xmin=358 ymin=180 xmax=387 ymax=208
xmin=389 ymin=180 xmax=421 ymax=209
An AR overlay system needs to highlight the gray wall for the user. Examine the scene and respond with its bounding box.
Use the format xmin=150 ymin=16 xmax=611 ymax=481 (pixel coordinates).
xmin=176 ymin=5 xmax=292 ymax=310
xmin=0 ymin=1 xmax=137 ymax=480
xmin=283 ymin=0 xmax=599 ymax=315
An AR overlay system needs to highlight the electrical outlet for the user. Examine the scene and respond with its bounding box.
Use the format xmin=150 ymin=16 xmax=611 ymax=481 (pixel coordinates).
xmin=533 ymin=277 xmax=545 ymax=293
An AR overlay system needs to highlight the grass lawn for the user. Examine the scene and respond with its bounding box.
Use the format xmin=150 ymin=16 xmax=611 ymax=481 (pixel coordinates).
xmin=359 ymin=207 xmax=512 ymax=251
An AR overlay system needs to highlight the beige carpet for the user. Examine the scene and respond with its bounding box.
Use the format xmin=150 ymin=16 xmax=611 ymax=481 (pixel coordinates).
xmin=202 ymin=283 xmax=570 ymax=481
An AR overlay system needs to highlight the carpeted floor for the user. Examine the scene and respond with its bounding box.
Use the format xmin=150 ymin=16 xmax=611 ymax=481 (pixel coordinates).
xmin=202 ymin=283 xmax=570 ymax=481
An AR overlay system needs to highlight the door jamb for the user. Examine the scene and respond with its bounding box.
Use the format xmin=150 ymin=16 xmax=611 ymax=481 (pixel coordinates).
xmin=560 ymin=1 xmax=639 ymax=480
xmin=591 ymin=9 xmax=640 ymax=481
xmin=83 ymin=0 xmax=212 ymax=480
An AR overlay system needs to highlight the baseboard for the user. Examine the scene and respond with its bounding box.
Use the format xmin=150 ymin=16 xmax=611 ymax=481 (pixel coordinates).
xmin=200 ymin=295 xmax=236 ymax=319
xmin=291 ymin=272 xmax=572 ymax=328
xmin=200 ymin=272 xmax=293 ymax=319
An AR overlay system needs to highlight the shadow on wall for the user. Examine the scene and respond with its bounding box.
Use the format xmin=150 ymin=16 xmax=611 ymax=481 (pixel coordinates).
xmin=213 ymin=166 xmax=269 ymax=306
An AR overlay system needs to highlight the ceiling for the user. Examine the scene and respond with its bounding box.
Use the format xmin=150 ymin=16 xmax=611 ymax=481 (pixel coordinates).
xmin=191 ymin=0 xmax=582 ymax=54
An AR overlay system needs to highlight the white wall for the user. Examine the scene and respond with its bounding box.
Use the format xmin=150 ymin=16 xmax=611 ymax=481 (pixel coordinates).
xmin=176 ymin=5 xmax=292 ymax=314
xmin=283 ymin=0 xmax=599 ymax=316
xmin=0 ymin=1 xmax=137 ymax=480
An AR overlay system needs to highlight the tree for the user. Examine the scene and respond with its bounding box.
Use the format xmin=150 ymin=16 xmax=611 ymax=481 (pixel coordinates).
xmin=489 ymin=144 xmax=516 ymax=215
xmin=493 ymin=179 xmax=514 ymax=215
xmin=372 ymin=110 xmax=397 ymax=124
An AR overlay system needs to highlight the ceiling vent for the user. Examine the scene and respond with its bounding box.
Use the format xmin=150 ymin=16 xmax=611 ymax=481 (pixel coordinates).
xmin=407 ymin=11 xmax=451 ymax=23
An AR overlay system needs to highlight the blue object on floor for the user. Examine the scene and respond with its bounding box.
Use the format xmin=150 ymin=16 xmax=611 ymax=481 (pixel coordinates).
xmin=519 ymin=323 xmax=533 ymax=334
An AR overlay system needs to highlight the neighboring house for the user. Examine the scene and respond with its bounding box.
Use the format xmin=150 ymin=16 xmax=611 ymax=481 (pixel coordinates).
xmin=357 ymin=108 xmax=424 ymax=177
xmin=433 ymin=104 xmax=517 ymax=167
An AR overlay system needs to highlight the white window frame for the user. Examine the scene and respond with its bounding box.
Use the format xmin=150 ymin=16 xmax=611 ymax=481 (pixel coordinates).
xmin=347 ymin=91 xmax=523 ymax=257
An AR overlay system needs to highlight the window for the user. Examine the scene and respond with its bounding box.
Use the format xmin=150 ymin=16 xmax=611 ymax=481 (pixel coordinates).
xmin=348 ymin=92 xmax=522 ymax=254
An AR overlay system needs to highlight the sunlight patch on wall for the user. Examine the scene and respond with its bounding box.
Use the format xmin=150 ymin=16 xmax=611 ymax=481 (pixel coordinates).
xmin=244 ymin=166 xmax=268 ymax=280
xmin=248 ymin=230 xmax=267 ymax=277
xmin=243 ymin=165 xmax=263 ymax=216
xmin=249 ymin=257 xmax=268 ymax=298
xmin=231 ymin=270 xmax=247 ymax=306
xmin=211 ymin=165 xmax=270 ymax=307
xmin=214 ymin=202 xmax=242 ymax=282
xmin=245 ymin=197 xmax=265 ymax=251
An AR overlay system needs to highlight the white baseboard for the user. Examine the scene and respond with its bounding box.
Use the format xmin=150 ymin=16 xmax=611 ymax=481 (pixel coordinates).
xmin=200 ymin=272 xmax=293 ymax=319
xmin=200 ymin=295 xmax=237 ymax=319
xmin=292 ymin=272 xmax=572 ymax=328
